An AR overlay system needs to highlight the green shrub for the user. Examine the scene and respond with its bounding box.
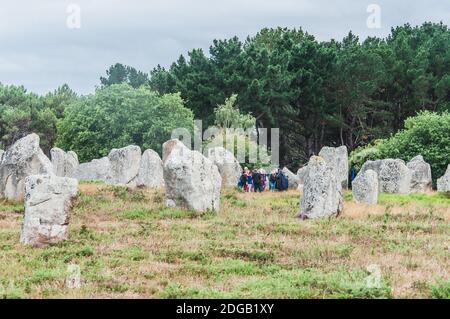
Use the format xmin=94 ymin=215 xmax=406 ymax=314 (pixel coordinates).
xmin=57 ymin=84 xmax=194 ymax=162
xmin=379 ymin=111 xmax=450 ymax=184
xmin=349 ymin=111 xmax=450 ymax=185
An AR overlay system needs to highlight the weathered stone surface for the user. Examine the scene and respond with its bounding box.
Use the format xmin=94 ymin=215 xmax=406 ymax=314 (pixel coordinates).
xmin=407 ymin=155 xmax=432 ymax=193
xmin=107 ymin=145 xmax=141 ymax=185
xmin=296 ymin=166 xmax=308 ymax=192
xmin=163 ymin=139 xmax=221 ymax=212
xmin=51 ymin=148 xmax=79 ymax=178
xmin=0 ymin=134 xmax=54 ymax=201
xmin=378 ymin=159 xmax=411 ymax=194
xmin=298 ymin=156 xmax=343 ymax=219
xmin=318 ymin=146 xmax=349 ymax=189
xmin=135 ymin=149 xmax=164 ymax=188
xmin=282 ymin=167 xmax=300 ymax=190
xmin=297 ymin=166 xmax=308 ymax=184
xmin=50 ymin=148 xmax=66 ymax=177
xmin=352 ymin=169 xmax=378 ymax=205
xmin=437 ymin=165 xmax=450 ymax=193
xmin=360 ymin=160 xmax=384 ymax=177
xmin=21 ymin=174 xmax=78 ymax=247
xmin=73 ymin=157 xmax=110 ymax=182
xmin=207 ymin=147 xmax=242 ymax=188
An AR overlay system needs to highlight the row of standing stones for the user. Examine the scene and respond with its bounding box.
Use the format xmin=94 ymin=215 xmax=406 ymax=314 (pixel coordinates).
xmin=0 ymin=133 xmax=448 ymax=247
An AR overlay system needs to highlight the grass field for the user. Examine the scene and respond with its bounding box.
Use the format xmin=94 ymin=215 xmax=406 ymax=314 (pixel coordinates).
xmin=0 ymin=183 xmax=449 ymax=299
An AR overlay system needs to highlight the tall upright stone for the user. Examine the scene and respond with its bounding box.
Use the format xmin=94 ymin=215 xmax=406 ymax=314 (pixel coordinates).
xmin=135 ymin=149 xmax=165 ymax=188
xmin=207 ymin=147 xmax=242 ymax=188
xmin=437 ymin=165 xmax=450 ymax=193
xmin=360 ymin=160 xmax=384 ymax=177
xmin=0 ymin=134 xmax=54 ymax=201
xmin=318 ymin=146 xmax=349 ymax=189
xmin=107 ymin=145 xmax=141 ymax=185
xmin=296 ymin=166 xmax=308 ymax=192
xmin=378 ymin=159 xmax=411 ymax=194
xmin=51 ymin=148 xmax=79 ymax=178
xmin=163 ymin=139 xmax=221 ymax=212
xmin=407 ymin=155 xmax=432 ymax=193
xmin=73 ymin=157 xmax=110 ymax=182
xmin=298 ymin=156 xmax=343 ymax=219
xmin=282 ymin=167 xmax=300 ymax=190
xmin=352 ymin=169 xmax=378 ymax=205
xmin=21 ymin=174 xmax=78 ymax=247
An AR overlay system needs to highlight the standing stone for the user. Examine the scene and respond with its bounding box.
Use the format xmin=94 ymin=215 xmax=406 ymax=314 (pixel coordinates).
xmin=360 ymin=160 xmax=384 ymax=177
xmin=51 ymin=148 xmax=79 ymax=178
xmin=73 ymin=157 xmax=110 ymax=182
xmin=298 ymin=156 xmax=343 ymax=219
xmin=319 ymin=146 xmax=349 ymax=189
xmin=352 ymin=169 xmax=378 ymax=205
xmin=407 ymin=155 xmax=433 ymax=193
xmin=163 ymin=139 xmax=221 ymax=212
xmin=0 ymin=150 xmax=4 ymax=163
xmin=135 ymin=149 xmax=165 ymax=188
xmin=282 ymin=167 xmax=300 ymax=190
xmin=297 ymin=166 xmax=308 ymax=192
xmin=437 ymin=165 xmax=450 ymax=193
xmin=51 ymin=148 xmax=66 ymax=177
xmin=378 ymin=159 xmax=411 ymax=194
xmin=107 ymin=145 xmax=141 ymax=185
xmin=21 ymin=174 xmax=78 ymax=247
xmin=66 ymin=151 xmax=79 ymax=177
xmin=207 ymin=147 xmax=242 ymax=188
xmin=297 ymin=166 xmax=308 ymax=184
xmin=0 ymin=134 xmax=54 ymax=201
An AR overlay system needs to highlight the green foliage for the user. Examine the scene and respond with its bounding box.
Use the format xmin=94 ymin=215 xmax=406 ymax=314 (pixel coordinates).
xmin=149 ymin=22 xmax=450 ymax=165
xmin=349 ymin=140 xmax=384 ymax=170
xmin=430 ymin=280 xmax=450 ymax=299
xmin=379 ymin=111 xmax=450 ymax=183
xmin=204 ymin=95 xmax=271 ymax=168
xmin=0 ymin=83 xmax=75 ymax=154
xmin=100 ymin=63 xmax=148 ymax=88
xmin=214 ymin=94 xmax=255 ymax=130
xmin=349 ymin=111 xmax=450 ymax=185
xmin=57 ymin=84 xmax=194 ymax=162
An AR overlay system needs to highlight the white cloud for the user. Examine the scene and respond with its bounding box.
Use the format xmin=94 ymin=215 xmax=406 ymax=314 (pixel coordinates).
xmin=0 ymin=0 xmax=448 ymax=94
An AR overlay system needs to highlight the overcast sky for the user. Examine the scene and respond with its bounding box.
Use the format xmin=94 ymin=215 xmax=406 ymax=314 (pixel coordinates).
xmin=0 ymin=0 xmax=449 ymax=95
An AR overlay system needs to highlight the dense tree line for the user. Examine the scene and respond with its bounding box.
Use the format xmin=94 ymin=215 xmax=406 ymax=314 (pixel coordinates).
xmin=0 ymin=22 xmax=449 ymax=170
xmin=0 ymin=83 xmax=77 ymax=154
xmin=144 ymin=22 xmax=450 ymax=167
xmin=350 ymin=111 xmax=450 ymax=184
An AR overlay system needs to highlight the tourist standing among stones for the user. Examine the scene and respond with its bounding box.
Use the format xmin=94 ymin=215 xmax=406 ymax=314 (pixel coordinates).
xmin=269 ymin=170 xmax=277 ymax=192
xmin=259 ymin=169 xmax=267 ymax=191
xmin=252 ymin=169 xmax=262 ymax=193
xmin=246 ymin=168 xmax=253 ymax=192
xmin=276 ymin=169 xmax=289 ymax=191
xmin=238 ymin=170 xmax=247 ymax=191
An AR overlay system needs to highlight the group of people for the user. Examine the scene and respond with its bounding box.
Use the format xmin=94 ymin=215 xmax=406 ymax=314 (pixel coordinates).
xmin=238 ymin=168 xmax=289 ymax=193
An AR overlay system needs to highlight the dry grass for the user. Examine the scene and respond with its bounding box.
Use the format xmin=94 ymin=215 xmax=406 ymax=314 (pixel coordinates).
xmin=0 ymin=183 xmax=449 ymax=299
